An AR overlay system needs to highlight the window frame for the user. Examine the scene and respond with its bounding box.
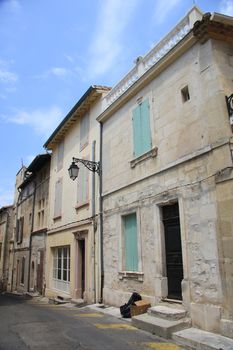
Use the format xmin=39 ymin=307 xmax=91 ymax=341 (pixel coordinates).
xmin=52 ymin=246 xmax=70 ymax=292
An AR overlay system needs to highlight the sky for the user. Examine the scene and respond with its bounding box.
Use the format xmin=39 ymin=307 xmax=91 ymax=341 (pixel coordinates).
xmin=0 ymin=0 xmax=233 ymax=207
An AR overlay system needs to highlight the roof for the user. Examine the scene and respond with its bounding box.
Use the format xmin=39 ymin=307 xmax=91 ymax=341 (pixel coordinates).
xmin=27 ymin=153 xmax=51 ymax=173
xmin=44 ymin=85 xmax=111 ymax=150
xmin=0 ymin=205 xmax=13 ymax=213
xmin=18 ymin=154 xmax=51 ymax=189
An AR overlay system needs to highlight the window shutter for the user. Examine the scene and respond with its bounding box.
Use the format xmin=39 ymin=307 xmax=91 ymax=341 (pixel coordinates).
xmin=77 ymin=161 xmax=89 ymax=205
xmin=54 ymin=178 xmax=62 ymax=218
xmin=140 ymin=99 xmax=152 ymax=152
xmin=124 ymin=213 xmax=138 ymax=271
xmin=80 ymin=113 xmax=90 ymax=151
xmin=132 ymin=99 xmax=152 ymax=157
xmin=57 ymin=140 xmax=64 ymax=171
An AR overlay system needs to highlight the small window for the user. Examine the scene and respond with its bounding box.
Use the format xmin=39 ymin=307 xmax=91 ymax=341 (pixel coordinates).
xmin=57 ymin=140 xmax=64 ymax=171
xmin=181 ymin=86 xmax=190 ymax=102
xmin=80 ymin=112 xmax=90 ymax=151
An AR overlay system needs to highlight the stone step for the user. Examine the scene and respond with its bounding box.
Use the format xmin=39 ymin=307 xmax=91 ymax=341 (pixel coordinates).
xmin=132 ymin=313 xmax=191 ymax=339
xmin=148 ymin=305 xmax=187 ymax=320
xmin=173 ymin=327 xmax=233 ymax=350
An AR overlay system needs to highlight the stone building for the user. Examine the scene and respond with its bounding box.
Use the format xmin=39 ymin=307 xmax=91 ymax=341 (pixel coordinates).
xmin=12 ymin=154 xmax=50 ymax=294
xmin=44 ymin=85 xmax=110 ymax=303
xmin=97 ymin=8 xmax=233 ymax=339
xmin=0 ymin=205 xmax=14 ymax=291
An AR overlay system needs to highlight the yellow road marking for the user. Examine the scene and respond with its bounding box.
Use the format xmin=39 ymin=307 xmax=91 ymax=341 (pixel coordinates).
xmin=142 ymin=342 xmax=183 ymax=350
xmin=74 ymin=313 xmax=104 ymax=317
xmin=94 ymin=323 xmax=136 ymax=330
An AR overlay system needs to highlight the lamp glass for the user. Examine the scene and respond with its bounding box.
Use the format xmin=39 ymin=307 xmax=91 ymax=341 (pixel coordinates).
xmin=68 ymin=162 xmax=79 ymax=181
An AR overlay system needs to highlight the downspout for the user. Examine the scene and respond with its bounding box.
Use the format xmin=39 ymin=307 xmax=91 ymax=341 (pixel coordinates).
xmin=99 ymin=122 xmax=104 ymax=304
xmin=2 ymin=208 xmax=10 ymax=290
xmin=27 ymin=180 xmax=36 ymax=292
xmin=92 ymin=140 xmax=96 ymax=303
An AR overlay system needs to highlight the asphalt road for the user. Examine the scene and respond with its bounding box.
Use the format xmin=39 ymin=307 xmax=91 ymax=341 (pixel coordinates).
xmin=0 ymin=293 xmax=184 ymax=350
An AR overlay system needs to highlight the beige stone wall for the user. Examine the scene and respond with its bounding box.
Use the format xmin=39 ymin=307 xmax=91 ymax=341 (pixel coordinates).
xmin=101 ymin=37 xmax=233 ymax=336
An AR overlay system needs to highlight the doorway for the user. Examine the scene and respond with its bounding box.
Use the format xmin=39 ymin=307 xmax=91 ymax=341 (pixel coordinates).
xmin=36 ymin=250 xmax=44 ymax=294
xmin=78 ymin=239 xmax=85 ymax=299
xmin=162 ymin=203 xmax=183 ymax=300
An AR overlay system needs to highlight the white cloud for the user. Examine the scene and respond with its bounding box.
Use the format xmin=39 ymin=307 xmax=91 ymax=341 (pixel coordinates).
xmin=0 ymin=69 xmax=18 ymax=83
xmin=153 ymin=0 xmax=183 ymax=25
xmin=87 ymin=0 xmax=138 ymax=78
xmin=34 ymin=66 xmax=73 ymax=80
xmin=220 ymin=0 xmax=233 ymax=16
xmin=2 ymin=106 xmax=63 ymax=137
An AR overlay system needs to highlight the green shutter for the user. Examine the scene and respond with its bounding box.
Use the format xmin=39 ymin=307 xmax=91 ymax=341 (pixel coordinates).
xmin=132 ymin=99 xmax=152 ymax=157
xmin=124 ymin=213 xmax=138 ymax=271
xmin=140 ymin=99 xmax=152 ymax=153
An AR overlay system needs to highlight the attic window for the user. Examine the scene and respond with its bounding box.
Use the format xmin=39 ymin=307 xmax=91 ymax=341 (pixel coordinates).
xmin=181 ymin=86 xmax=190 ymax=102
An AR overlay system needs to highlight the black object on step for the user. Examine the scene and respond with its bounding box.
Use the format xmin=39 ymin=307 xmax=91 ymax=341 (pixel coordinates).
xmin=120 ymin=292 xmax=142 ymax=318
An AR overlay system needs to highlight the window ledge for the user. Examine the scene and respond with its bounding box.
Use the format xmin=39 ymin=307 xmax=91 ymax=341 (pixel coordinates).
xmin=130 ymin=147 xmax=158 ymax=168
xmin=118 ymin=271 xmax=144 ymax=281
xmin=53 ymin=215 xmax=62 ymax=221
xmin=75 ymin=202 xmax=89 ymax=210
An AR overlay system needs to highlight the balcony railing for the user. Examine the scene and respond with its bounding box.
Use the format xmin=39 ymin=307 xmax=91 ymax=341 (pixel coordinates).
xmin=104 ymin=7 xmax=202 ymax=109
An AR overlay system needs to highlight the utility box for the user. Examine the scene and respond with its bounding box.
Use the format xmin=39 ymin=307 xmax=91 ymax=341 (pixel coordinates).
xmin=130 ymin=300 xmax=151 ymax=316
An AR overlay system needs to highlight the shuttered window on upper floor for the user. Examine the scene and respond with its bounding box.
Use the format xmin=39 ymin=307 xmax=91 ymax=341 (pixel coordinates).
xmin=80 ymin=112 xmax=90 ymax=151
xmin=54 ymin=178 xmax=62 ymax=219
xmin=123 ymin=213 xmax=138 ymax=272
xmin=132 ymin=99 xmax=152 ymax=158
xmin=76 ymin=162 xmax=89 ymax=206
xmin=57 ymin=139 xmax=64 ymax=171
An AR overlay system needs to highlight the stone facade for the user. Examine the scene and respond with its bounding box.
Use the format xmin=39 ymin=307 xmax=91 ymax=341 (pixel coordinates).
xmin=98 ymin=10 xmax=233 ymax=338
xmin=0 ymin=205 xmax=14 ymax=291
xmin=12 ymin=155 xmax=50 ymax=294
xmin=44 ymin=86 xmax=110 ymax=303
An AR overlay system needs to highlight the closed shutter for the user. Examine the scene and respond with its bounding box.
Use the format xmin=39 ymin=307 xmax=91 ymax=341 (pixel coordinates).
xmin=124 ymin=213 xmax=138 ymax=271
xmin=54 ymin=178 xmax=62 ymax=218
xmin=132 ymin=99 xmax=152 ymax=157
xmin=57 ymin=140 xmax=64 ymax=171
xmin=80 ymin=113 xmax=90 ymax=151
xmin=77 ymin=161 xmax=89 ymax=205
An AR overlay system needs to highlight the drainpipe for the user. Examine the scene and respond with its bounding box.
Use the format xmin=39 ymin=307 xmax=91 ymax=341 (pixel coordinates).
xmin=11 ymin=188 xmax=21 ymax=292
xmin=92 ymin=140 xmax=96 ymax=303
xmin=27 ymin=180 xmax=36 ymax=292
xmin=99 ymin=122 xmax=104 ymax=304
xmin=2 ymin=208 xmax=10 ymax=290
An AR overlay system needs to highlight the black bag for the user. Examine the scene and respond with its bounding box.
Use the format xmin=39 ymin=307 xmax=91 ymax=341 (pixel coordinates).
xmin=120 ymin=292 xmax=142 ymax=318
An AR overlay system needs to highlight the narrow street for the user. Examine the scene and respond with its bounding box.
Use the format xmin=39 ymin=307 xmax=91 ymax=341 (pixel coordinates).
xmin=0 ymin=294 xmax=185 ymax=350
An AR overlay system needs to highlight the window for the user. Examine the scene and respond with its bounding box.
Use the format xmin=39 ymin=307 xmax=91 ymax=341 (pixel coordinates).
xmin=21 ymin=257 xmax=25 ymax=285
xmin=123 ymin=213 xmax=138 ymax=271
xmin=37 ymin=198 xmax=45 ymax=228
xmin=181 ymin=85 xmax=190 ymax=102
xmin=80 ymin=112 xmax=90 ymax=151
xmin=54 ymin=178 xmax=62 ymax=219
xmin=57 ymin=140 xmax=64 ymax=171
xmin=132 ymin=99 xmax=152 ymax=158
xmin=53 ymin=246 xmax=70 ymax=292
xmin=77 ymin=162 xmax=89 ymax=206
xmin=16 ymin=217 xmax=24 ymax=244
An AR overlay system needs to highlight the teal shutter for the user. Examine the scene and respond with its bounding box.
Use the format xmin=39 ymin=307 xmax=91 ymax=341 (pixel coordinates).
xmin=124 ymin=213 xmax=138 ymax=271
xmin=140 ymin=99 xmax=152 ymax=153
xmin=132 ymin=99 xmax=152 ymax=157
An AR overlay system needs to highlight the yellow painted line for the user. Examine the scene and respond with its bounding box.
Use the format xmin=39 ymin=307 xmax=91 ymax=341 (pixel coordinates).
xmin=94 ymin=323 xmax=137 ymax=330
xmin=142 ymin=342 xmax=183 ymax=350
xmin=74 ymin=313 xmax=104 ymax=318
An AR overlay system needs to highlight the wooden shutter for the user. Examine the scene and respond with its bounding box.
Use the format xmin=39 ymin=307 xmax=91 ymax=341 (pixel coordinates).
xmin=77 ymin=163 xmax=89 ymax=205
xmin=57 ymin=140 xmax=64 ymax=171
xmin=124 ymin=213 xmax=138 ymax=271
xmin=54 ymin=178 xmax=62 ymax=218
xmin=132 ymin=99 xmax=152 ymax=157
xmin=80 ymin=113 xmax=90 ymax=151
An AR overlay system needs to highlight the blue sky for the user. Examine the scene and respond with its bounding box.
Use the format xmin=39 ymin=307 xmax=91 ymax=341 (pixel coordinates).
xmin=0 ymin=0 xmax=233 ymax=207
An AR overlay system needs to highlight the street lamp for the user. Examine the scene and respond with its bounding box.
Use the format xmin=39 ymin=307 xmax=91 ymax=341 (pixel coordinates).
xmin=68 ymin=157 xmax=100 ymax=181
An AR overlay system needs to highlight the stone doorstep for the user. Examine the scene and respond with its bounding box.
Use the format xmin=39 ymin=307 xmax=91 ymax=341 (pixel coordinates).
xmin=131 ymin=313 xmax=191 ymax=339
xmin=148 ymin=305 xmax=187 ymax=320
xmin=173 ymin=327 xmax=233 ymax=350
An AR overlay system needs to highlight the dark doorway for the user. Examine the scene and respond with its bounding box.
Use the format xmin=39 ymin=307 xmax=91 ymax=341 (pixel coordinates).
xmin=162 ymin=203 xmax=183 ymax=300
xmin=78 ymin=239 xmax=85 ymax=298
xmin=36 ymin=250 xmax=44 ymax=294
